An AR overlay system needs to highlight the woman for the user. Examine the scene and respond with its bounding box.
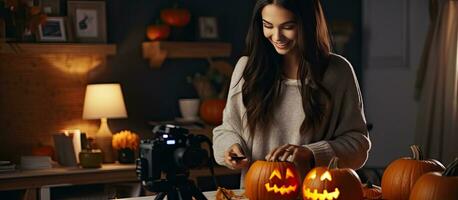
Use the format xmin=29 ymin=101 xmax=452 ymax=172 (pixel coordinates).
xmin=213 ymin=0 xmax=371 ymax=185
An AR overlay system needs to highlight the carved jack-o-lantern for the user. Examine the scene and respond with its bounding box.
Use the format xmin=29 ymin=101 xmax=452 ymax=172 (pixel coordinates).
xmin=245 ymin=161 xmax=300 ymax=200
xmin=302 ymin=157 xmax=364 ymax=200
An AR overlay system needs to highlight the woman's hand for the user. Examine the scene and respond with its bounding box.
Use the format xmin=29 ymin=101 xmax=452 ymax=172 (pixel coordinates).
xmin=265 ymin=144 xmax=315 ymax=169
xmin=224 ymin=144 xmax=249 ymax=170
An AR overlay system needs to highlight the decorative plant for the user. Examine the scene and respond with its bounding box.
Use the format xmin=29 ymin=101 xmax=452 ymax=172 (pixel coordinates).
xmin=187 ymin=59 xmax=232 ymax=125
xmin=244 ymin=160 xmax=301 ymax=200
xmin=187 ymin=58 xmax=233 ymax=100
xmin=112 ymin=130 xmax=140 ymax=150
xmin=381 ymin=145 xmax=445 ymax=200
xmin=302 ymin=157 xmax=364 ymax=200
xmin=409 ymin=158 xmax=458 ymax=200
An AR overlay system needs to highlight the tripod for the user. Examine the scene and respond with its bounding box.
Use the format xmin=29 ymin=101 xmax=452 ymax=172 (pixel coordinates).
xmin=147 ymin=171 xmax=207 ymax=200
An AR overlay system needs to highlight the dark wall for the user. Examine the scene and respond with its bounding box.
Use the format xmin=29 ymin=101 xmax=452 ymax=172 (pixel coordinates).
xmin=91 ymin=0 xmax=362 ymax=135
xmin=88 ymin=0 xmax=254 ymax=135
xmin=322 ymin=0 xmax=363 ymax=81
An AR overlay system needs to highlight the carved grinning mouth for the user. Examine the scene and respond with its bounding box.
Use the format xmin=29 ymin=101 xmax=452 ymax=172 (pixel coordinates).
xmin=264 ymin=183 xmax=297 ymax=195
xmin=303 ymin=188 xmax=340 ymax=200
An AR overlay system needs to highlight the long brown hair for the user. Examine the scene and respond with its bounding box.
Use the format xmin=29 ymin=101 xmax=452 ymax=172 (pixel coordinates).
xmin=242 ymin=0 xmax=332 ymax=135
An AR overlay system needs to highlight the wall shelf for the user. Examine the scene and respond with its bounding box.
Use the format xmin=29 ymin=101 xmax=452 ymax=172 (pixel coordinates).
xmin=0 ymin=43 xmax=117 ymax=55
xmin=142 ymin=41 xmax=232 ymax=68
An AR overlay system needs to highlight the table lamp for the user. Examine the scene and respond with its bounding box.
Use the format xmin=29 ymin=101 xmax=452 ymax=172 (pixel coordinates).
xmin=83 ymin=83 xmax=127 ymax=163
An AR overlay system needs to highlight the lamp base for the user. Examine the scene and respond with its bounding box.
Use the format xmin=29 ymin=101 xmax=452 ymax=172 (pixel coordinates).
xmin=95 ymin=118 xmax=115 ymax=163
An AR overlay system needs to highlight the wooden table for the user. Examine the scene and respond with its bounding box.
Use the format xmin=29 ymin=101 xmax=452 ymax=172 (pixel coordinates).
xmin=0 ymin=163 xmax=239 ymax=200
xmin=0 ymin=164 xmax=138 ymax=200
xmin=118 ymin=189 xmax=247 ymax=200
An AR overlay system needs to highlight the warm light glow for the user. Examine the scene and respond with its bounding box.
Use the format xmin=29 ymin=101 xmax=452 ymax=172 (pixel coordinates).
xmin=320 ymin=171 xmax=332 ymax=181
xmin=286 ymin=168 xmax=294 ymax=179
xmin=41 ymin=54 xmax=102 ymax=75
xmin=265 ymin=183 xmax=297 ymax=195
xmin=265 ymin=168 xmax=298 ymax=195
xmin=269 ymin=169 xmax=282 ymax=180
xmin=308 ymin=169 xmax=317 ymax=180
xmin=82 ymin=84 xmax=127 ymax=119
xmin=303 ymin=188 xmax=340 ymax=200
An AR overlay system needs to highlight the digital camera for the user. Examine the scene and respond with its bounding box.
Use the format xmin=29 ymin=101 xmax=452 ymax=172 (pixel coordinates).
xmin=136 ymin=124 xmax=211 ymax=200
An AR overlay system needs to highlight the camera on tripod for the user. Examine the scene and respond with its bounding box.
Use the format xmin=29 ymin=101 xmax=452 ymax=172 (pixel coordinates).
xmin=136 ymin=124 xmax=212 ymax=200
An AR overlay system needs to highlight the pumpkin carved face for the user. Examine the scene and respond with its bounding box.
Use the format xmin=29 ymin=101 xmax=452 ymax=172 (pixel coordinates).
xmin=265 ymin=168 xmax=298 ymax=194
xmin=302 ymin=157 xmax=364 ymax=200
xmin=245 ymin=161 xmax=300 ymax=200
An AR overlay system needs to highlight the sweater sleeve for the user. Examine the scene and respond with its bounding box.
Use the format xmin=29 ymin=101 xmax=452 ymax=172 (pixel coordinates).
xmin=304 ymin=57 xmax=371 ymax=169
xmin=212 ymin=57 xmax=249 ymax=167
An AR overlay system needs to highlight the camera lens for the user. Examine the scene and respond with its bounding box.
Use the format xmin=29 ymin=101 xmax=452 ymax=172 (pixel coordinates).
xmin=174 ymin=147 xmax=208 ymax=169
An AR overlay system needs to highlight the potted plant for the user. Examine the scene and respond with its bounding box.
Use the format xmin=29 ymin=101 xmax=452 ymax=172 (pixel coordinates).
xmin=188 ymin=59 xmax=233 ymax=126
xmin=112 ymin=130 xmax=140 ymax=163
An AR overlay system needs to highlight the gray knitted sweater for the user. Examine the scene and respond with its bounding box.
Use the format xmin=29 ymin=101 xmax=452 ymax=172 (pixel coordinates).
xmin=212 ymin=54 xmax=371 ymax=187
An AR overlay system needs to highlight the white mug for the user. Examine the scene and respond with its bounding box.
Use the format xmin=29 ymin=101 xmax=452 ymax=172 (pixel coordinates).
xmin=178 ymin=98 xmax=200 ymax=120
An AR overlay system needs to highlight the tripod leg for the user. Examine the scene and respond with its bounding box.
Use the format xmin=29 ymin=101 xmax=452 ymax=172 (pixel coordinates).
xmin=188 ymin=181 xmax=207 ymax=200
xmin=154 ymin=192 xmax=166 ymax=200
xmin=167 ymin=187 xmax=179 ymax=200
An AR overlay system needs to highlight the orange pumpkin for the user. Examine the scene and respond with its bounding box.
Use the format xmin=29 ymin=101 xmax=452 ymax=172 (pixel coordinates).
xmin=245 ymin=161 xmax=301 ymax=200
xmin=302 ymin=157 xmax=364 ymax=200
xmin=381 ymin=145 xmax=445 ymax=200
xmin=199 ymin=99 xmax=225 ymax=125
xmin=409 ymin=158 xmax=458 ymax=200
xmin=160 ymin=8 xmax=191 ymax=27
xmin=31 ymin=144 xmax=55 ymax=159
xmin=146 ymin=24 xmax=170 ymax=41
xmin=362 ymin=181 xmax=382 ymax=200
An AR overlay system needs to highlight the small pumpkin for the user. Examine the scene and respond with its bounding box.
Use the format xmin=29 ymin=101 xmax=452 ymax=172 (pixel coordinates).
xmin=160 ymin=8 xmax=191 ymax=27
xmin=31 ymin=144 xmax=55 ymax=159
xmin=146 ymin=24 xmax=170 ymax=41
xmin=245 ymin=160 xmax=301 ymax=200
xmin=362 ymin=181 xmax=382 ymax=200
xmin=199 ymin=99 xmax=225 ymax=125
xmin=409 ymin=158 xmax=458 ymax=200
xmin=302 ymin=157 xmax=364 ymax=200
xmin=381 ymin=145 xmax=445 ymax=200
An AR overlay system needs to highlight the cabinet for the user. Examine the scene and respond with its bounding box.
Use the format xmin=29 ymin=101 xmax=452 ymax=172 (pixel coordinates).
xmin=142 ymin=41 xmax=232 ymax=68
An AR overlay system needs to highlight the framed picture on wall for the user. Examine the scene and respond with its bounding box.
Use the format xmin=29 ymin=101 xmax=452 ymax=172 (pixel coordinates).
xmin=39 ymin=0 xmax=61 ymax=16
xmin=37 ymin=17 xmax=67 ymax=42
xmin=197 ymin=16 xmax=219 ymax=40
xmin=67 ymin=1 xmax=107 ymax=43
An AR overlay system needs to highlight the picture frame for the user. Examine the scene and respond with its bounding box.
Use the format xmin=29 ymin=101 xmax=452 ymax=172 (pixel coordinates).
xmin=67 ymin=1 xmax=107 ymax=43
xmin=37 ymin=17 xmax=67 ymax=42
xmin=39 ymin=0 xmax=61 ymax=16
xmin=197 ymin=16 xmax=219 ymax=40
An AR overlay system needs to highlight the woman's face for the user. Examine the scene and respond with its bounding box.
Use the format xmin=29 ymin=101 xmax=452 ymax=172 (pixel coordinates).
xmin=261 ymin=4 xmax=298 ymax=55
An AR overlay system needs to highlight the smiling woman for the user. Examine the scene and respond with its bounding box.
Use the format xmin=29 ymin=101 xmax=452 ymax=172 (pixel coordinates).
xmin=213 ymin=0 xmax=370 ymax=189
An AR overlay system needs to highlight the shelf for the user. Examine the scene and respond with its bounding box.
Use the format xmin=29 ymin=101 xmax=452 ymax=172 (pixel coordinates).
xmin=0 ymin=43 xmax=117 ymax=55
xmin=142 ymin=41 xmax=232 ymax=68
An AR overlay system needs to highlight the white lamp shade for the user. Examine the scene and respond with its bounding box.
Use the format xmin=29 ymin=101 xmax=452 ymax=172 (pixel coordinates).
xmin=82 ymin=83 xmax=127 ymax=119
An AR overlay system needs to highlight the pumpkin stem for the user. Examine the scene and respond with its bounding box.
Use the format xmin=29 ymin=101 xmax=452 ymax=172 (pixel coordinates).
xmin=366 ymin=181 xmax=373 ymax=188
xmin=410 ymin=145 xmax=423 ymax=160
xmin=328 ymin=157 xmax=339 ymax=169
xmin=443 ymin=158 xmax=458 ymax=177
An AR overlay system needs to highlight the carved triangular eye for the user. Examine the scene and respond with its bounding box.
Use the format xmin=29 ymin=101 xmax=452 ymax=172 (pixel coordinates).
xmin=320 ymin=171 xmax=332 ymax=181
xmin=286 ymin=168 xmax=295 ymax=179
xmin=307 ymin=169 xmax=317 ymax=180
xmin=269 ymin=169 xmax=282 ymax=180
